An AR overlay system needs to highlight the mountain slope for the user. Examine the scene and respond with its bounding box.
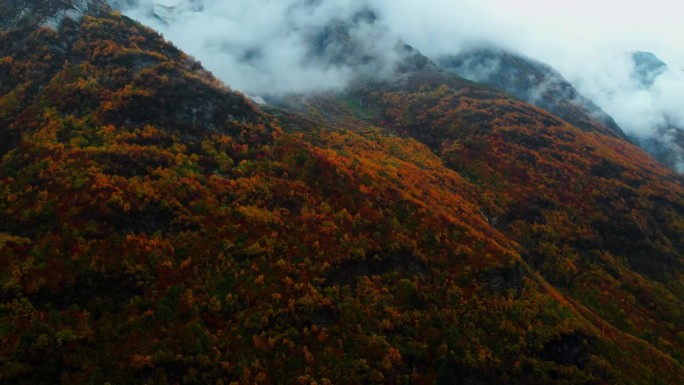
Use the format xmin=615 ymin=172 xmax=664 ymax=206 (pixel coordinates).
xmin=438 ymin=48 xmax=684 ymax=175
xmin=273 ymin=65 xmax=684 ymax=372
xmin=1 ymin=1 xmax=684 ymax=385
xmin=437 ymin=48 xmax=626 ymax=139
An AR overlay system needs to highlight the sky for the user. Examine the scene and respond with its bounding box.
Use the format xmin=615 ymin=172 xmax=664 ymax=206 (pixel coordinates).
xmin=390 ymin=0 xmax=684 ymax=65
xmin=119 ymin=0 xmax=684 ymax=167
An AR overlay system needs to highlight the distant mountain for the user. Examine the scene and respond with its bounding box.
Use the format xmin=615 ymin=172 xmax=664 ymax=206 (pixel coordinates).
xmin=632 ymin=51 xmax=668 ymax=88
xmin=640 ymin=127 xmax=684 ymax=173
xmin=108 ymin=2 xmax=684 ymax=175
xmin=303 ymin=9 xmax=435 ymax=78
xmin=437 ymin=48 xmax=684 ymax=174
xmin=2 ymin=1 xmax=684 ymax=384
xmin=626 ymin=51 xmax=684 ymax=173
xmin=0 ymin=0 xmax=108 ymax=155
xmin=437 ymin=48 xmax=626 ymax=138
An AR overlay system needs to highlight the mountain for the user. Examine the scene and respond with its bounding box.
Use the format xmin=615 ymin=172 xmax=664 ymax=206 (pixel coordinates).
xmin=640 ymin=127 xmax=684 ymax=173
xmin=437 ymin=48 xmax=684 ymax=175
xmin=102 ymin=1 xmax=684 ymax=179
xmin=626 ymin=52 xmax=684 ymax=173
xmin=632 ymin=51 xmax=668 ymax=88
xmin=437 ymin=48 xmax=626 ymax=139
xmin=2 ymin=1 xmax=684 ymax=385
xmin=303 ymin=9 xmax=435 ymax=77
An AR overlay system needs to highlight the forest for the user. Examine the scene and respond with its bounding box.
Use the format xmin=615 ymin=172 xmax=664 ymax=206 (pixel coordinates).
xmin=1 ymin=1 xmax=683 ymax=384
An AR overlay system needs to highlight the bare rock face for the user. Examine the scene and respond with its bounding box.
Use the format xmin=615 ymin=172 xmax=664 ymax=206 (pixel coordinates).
xmin=438 ymin=48 xmax=627 ymax=139
xmin=0 ymin=0 xmax=109 ymax=30
xmin=0 ymin=0 xmax=110 ymax=155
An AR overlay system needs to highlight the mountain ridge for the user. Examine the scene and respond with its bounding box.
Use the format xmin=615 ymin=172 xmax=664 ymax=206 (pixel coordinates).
xmin=437 ymin=48 xmax=626 ymax=139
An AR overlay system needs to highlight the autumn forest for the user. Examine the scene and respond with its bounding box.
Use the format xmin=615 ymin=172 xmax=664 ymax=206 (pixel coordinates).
xmin=1 ymin=1 xmax=684 ymax=384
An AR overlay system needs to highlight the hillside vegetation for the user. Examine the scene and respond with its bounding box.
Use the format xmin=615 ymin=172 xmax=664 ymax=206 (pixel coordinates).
xmin=1 ymin=1 xmax=683 ymax=384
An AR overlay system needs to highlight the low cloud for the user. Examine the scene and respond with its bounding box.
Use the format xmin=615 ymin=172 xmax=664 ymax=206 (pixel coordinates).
xmin=576 ymin=58 xmax=684 ymax=136
xmin=117 ymin=0 xmax=684 ymax=168
xmin=119 ymin=0 xmax=401 ymax=96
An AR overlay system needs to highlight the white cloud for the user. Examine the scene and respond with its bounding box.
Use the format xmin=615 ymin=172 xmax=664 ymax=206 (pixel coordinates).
xmin=119 ymin=0 xmax=684 ymax=163
xmin=122 ymin=0 xmax=394 ymax=95
xmin=374 ymin=0 xmax=684 ymax=145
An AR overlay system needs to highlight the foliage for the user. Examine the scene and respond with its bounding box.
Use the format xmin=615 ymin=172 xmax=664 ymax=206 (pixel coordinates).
xmin=1 ymin=2 xmax=683 ymax=384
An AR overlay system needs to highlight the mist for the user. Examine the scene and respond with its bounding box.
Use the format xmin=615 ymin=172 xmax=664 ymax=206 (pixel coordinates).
xmin=117 ymin=0 xmax=684 ymax=170
xmin=119 ymin=0 xmax=403 ymax=95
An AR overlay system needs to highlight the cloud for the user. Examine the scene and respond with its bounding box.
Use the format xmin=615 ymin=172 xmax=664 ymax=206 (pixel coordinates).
xmin=118 ymin=1 xmax=684 ymax=93
xmin=119 ymin=0 xmax=403 ymax=95
xmin=118 ymin=0 xmax=684 ymax=168
xmin=575 ymin=59 xmax=684 ymax=135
